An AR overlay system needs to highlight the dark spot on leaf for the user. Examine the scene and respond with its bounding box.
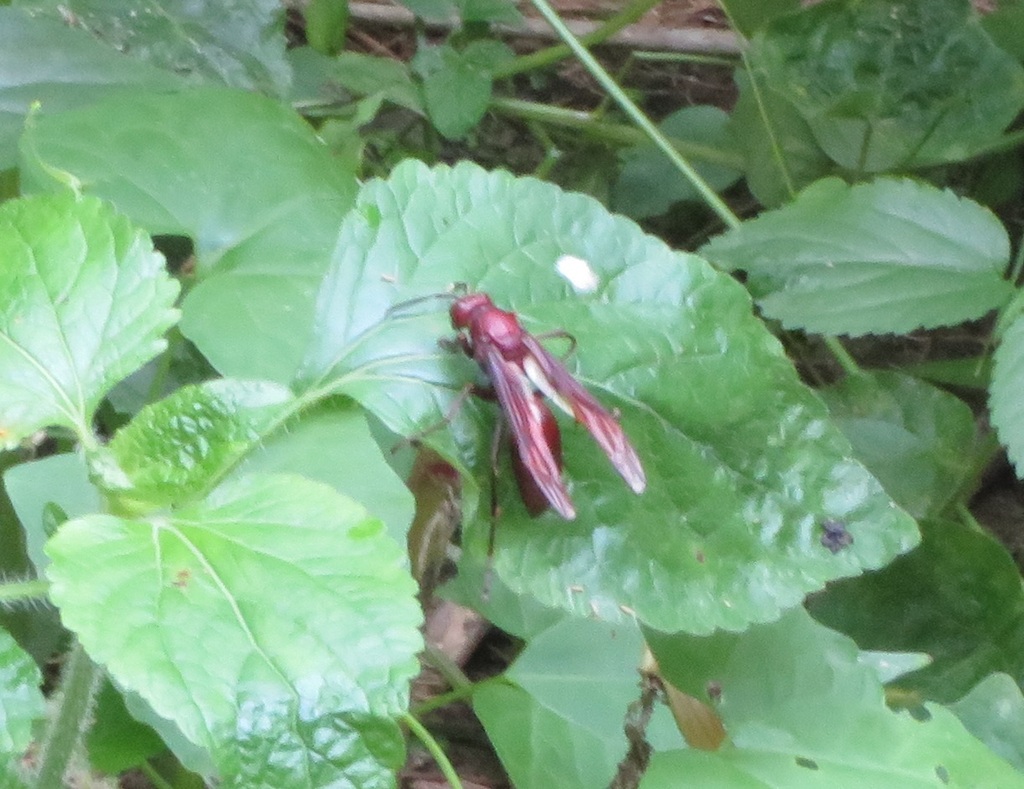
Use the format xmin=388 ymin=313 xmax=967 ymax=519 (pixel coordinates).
xmin=172 ymin=569 xmax=191 ymax=588
xmin=908 ymin=704 xmax=931 ymax=722
xmin=795 ymin=757 xmax=818 ymax=770
xmin=695 ymin=550 xmax=705 ymax=563
xmin=820 ymin=519 xmax=853 ymax=553
xmin=706 ymin=681 xmax=722 ymax=702
xmin=935 ymin=765 xmax=950 ymax=784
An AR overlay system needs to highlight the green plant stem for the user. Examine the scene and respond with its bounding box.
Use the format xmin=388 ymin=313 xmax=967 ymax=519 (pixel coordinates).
xmin=0 ymin=578 xmax=49 ymax=605
xmin=411 ymin=685 xmax=474 ymax=718
xmin=401 ymin=713 xmax=464 ymax=789
xmin=491 ymin=97 xmax=744 ymax=170
xmin=634 ymin=51 xmax=738 ymax=66
xmin=953 ymin=430 xmax=1003 ymax=519
xmin=139 ymin=761 xmax=176 ymax=789
xmin=524 ymin=0 xmax=740 ymax=230
xmin=955 ymin=501 xmax=987 ymax=534
xmin=422 ymin=642 xmax=474 ymax=694
xmin=494 ymin=0 xmax=662 ymax=78
xmin=32 ymin=641 xmax=102 ymax=789
xmin=824 ymin=336 xmax=861 ymax=376
xmin=146 ymin=327 xmax=183 ymax=406
xmin=1010 ymin=229 xmax=1024 ymax=284
xmin=713 ymin=3 xmax=797 ymax=202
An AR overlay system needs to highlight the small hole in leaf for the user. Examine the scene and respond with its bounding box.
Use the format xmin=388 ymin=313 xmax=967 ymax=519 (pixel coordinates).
xmin=795 ymin=757 xmax=818 ymax=770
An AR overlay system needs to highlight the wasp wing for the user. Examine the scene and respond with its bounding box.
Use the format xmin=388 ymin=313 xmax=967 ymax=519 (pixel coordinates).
xmin=521 ymin=334 xmax=646 ymax=494
xmin=480 ymin=342 xmax=576 ymax=519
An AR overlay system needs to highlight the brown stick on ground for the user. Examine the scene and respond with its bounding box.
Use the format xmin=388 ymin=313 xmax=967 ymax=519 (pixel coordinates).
xmin=347 ymin=1 xmax=743 ymax=55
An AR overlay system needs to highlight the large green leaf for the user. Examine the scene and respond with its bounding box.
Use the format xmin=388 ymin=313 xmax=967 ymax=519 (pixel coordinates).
xmin=807 ymin=519 xmax=1024 ymax=703
xmin=0 ymin=6 xmax=185 ymax=170
xmin=295 ymin=160 xmax=917 ymax=633
xmin=46 ymin=473 xmax=422 ymax=787
xmin=20 ymin=86 xmax=359 ymax=383
xmin=643 ymin=608 xmax=1024 ymax=788
xmin=16 ymin=0 xmax=291 ymax=96
xmin=818 ymin=371 xmax=979 ymax=519
xmin=0 ymin=193 xmax=180 ymax=446
xmin=991 ymin=311 xmax=1024 ymax=474
xmin=749 ymin=0 xmax=1024 ymax=172
xmin=0 ymin=627 xmax=44 ymax=781
xmin=701 ymin=178 xmax=1013 ymax=336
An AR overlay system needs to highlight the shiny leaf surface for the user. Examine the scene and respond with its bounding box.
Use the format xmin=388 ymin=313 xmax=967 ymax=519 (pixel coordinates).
xmin=4 ymin=453 xmax=101 ymax=574
xmin=108 ymin=379 xmax=294 ymax=509
xmin=17 ymin=0 xmax=291 ymax=96
xmin=226 ymin=401 xmax=415 ymax=546
xmin=474 ymin=683 xmax=624 ymax=789
xmin=46 ymin=473 xmax=422 ymax=787
xmin=296 ymin=160 xmax=918 ymax=633
xmin=819 ymin=371 xmax=979 ymax=519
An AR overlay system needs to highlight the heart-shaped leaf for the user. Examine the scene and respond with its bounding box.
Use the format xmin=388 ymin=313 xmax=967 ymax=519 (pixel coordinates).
xmin=295 ymin=160 xmax=918 ymax=634
xmin=45 ymin=473 xmax=422 ymax=786
xmin=0 ymin=192 xmax=179 ymax=447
